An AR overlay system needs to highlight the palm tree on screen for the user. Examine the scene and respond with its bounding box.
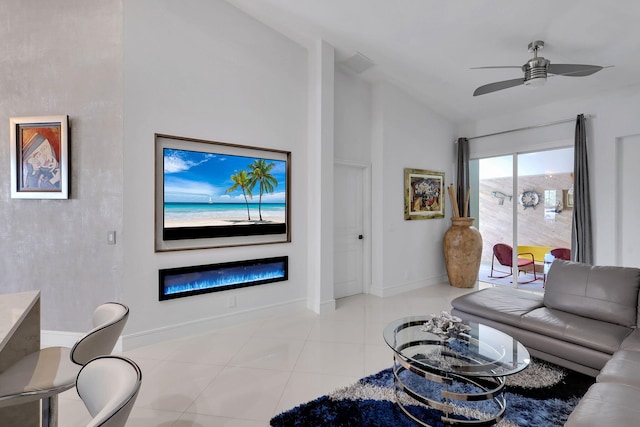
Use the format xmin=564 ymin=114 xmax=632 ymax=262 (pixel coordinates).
xmin=226 ymin=170 xmax=253 ymax=220
xmin=248 ymin=158 xmax=278 ymax=221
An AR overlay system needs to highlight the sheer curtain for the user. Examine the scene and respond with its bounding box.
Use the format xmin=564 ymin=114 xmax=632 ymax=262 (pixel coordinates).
xmin=571 ymin=114 xmax=593 ymax=264
xmin=456 ymin=138 xmax=470 ymax=217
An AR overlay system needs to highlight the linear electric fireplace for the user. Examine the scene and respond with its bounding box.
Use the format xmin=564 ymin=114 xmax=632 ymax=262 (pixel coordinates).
xmin=159 ymin=256 xmax=288 ymax=301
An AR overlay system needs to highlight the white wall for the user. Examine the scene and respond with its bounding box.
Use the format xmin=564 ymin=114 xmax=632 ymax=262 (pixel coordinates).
xmin=306 ymin=40 xmax=336 ymax=313
xmin=618 ymin=134 xmax=640 ymax=267
xmin=334 ymin=72 xmax=457 ymax=297
xmin=458 ymin=84 xmax=640 ymax=266
xmin=0 ymin=0 xmax=123 ymax=332
xmin=6 ymin=0 xmax=575 ymax=342
xmin=371 ymin=83 xmax=456 ymax=296
xmin=121 ymin=1 xmax=458 ymax=346
xmin=334 ymin=69 xmax=373 ymax=164
xmin=122 ymin=0 xmax=309 ymax=346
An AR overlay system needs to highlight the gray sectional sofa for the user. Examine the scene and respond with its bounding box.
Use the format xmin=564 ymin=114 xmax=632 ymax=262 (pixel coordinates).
xmin=450 ymin=259 xmax=640 ymax=426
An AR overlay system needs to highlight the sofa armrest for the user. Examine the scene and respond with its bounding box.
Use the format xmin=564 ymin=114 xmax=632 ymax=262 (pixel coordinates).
xmin=620 ymin=329 xmax=640 ymax=351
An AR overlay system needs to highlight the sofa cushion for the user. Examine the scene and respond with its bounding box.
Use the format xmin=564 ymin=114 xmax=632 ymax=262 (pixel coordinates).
xmin=565 ymin=382 xmax=640 ymax=426
xmin=521 ymin=307 xmax=632 ymax=354
xmin=543 ymin=260 xmax=640 ymax=327
xmin=450 ymin=287 xmax=544 ymax=328
xmin=597 ymin=350 xmax=640 ymax=387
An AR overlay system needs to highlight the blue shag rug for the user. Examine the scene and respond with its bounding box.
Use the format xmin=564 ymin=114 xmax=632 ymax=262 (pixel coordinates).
xmin=271 ymin=358 xmax=594 ymax=427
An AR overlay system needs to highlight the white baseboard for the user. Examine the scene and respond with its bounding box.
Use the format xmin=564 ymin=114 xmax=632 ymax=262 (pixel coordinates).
xmin=121 ymin=297 xmax=308 ymax=350
xmin=369 ymin=274 xmax=448 ymax=298
xmin=318 ymin=298 xmax=336 ymax=313
xmin=42 ymin=298 xmax=307 ymax=352
xmin=41 ymin=330 xmax=124 ymax=352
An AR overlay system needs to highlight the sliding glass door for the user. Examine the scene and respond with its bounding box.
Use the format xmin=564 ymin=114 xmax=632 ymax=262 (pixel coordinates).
xmin=475 ymin=155 xmax=515 ymax=284
xmin=473 ymin=147 xmax=573 ymax=289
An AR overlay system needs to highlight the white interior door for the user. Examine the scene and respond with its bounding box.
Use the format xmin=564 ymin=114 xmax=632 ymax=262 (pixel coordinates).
xmin=334 ymin=163 xmax=365 ymax=299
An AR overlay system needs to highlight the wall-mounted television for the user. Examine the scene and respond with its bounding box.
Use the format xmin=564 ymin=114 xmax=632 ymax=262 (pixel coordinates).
xmin=155 ymin=134 xmax=291 ymax=251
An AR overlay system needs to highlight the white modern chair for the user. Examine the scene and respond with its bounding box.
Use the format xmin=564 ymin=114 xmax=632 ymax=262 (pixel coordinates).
xmin=76 ymin=356 xmax=142 ymax=427
xmin=0 ymin=302 xmax=129 ymax=427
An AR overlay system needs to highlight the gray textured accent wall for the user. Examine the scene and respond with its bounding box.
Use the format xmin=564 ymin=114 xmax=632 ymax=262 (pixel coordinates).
xmin=0 ymin=0 xmax=124 ymax=332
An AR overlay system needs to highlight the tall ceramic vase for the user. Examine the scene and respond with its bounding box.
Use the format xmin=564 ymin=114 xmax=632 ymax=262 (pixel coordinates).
xmin=444 ymin=217 xmax=483 ymax=288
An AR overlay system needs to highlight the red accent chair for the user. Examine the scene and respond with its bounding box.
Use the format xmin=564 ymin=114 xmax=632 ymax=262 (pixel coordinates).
xmin=550 ymin=247 xmax=571 ymax=261
xmin=490 ymin=243 xmax=538 ymax=283
xmin=543 ymin=247 xmax=572 ymax=286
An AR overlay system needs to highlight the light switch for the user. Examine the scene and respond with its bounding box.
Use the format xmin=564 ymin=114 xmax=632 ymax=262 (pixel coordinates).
xmin=107 ymin=231 xmax=116 ymax=245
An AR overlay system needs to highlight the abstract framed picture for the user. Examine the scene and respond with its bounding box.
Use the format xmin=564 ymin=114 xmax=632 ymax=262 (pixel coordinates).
xmin=155 ymin=134 xmax=291 ymax=251
xmin=10 ymin=115 xmax=69 ymax=199
xmin=404 ymin=168 xmax=445 ymax=220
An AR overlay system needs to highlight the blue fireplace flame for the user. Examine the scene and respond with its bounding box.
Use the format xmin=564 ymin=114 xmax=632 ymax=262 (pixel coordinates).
xmin=161 ymin=258 xmax=287 ymax=299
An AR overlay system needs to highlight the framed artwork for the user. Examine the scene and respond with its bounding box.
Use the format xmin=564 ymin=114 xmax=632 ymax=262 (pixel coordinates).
xmin=10 ymin=115 xmax=69 ymax=199
xmin=155 ymin=134 xmax=291 ymax=251
xmin=563 ymin=189 xmax=574 ymax=208
xmin=404 ymin=168 xmax=445 ymax=220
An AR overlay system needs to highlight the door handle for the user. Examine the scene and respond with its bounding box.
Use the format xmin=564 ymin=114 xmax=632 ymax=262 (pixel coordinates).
xmin=358 ymin=234 xmax=364 ymax=240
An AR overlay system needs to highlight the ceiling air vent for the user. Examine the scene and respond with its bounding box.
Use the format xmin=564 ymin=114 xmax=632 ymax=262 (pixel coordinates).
xmin=340 ymin=52 xmax=376 ymax=74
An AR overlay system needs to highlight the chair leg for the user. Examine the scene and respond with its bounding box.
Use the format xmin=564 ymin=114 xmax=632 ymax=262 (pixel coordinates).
xmin=42 ymin=395 xmax=58 ymax=427
xmin=490 ymin=256 xmax=495 ymax=276
xmin=517 ymin=264 xmax=538 ymax=284
xmin=490 ymin=255 xmax=513 ymax=279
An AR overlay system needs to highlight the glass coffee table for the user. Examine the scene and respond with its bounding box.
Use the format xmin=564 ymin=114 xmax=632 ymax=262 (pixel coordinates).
xmin=383 ymin=316 xmax=530 ymax=426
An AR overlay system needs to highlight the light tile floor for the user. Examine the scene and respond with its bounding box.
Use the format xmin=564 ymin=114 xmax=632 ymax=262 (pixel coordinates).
xmin=58 ymin=282 xmax=479 ymax=426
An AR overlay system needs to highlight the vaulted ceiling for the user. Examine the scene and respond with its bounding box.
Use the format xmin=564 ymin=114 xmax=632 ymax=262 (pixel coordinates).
xmin=225 ymin=0 xmax=640 ymax=124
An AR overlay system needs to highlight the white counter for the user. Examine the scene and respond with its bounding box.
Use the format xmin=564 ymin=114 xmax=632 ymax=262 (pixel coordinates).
xmin=0 ymin=291 xmax=41 ymax=426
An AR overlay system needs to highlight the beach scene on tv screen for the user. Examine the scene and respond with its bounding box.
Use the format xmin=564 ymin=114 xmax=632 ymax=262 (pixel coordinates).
xmin=163 ymin=148 xmax=286 ymax=229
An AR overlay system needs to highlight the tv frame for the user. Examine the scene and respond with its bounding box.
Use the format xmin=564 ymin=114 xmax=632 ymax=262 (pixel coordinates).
xmin=155 ymin=134 xmax=291 ymax=251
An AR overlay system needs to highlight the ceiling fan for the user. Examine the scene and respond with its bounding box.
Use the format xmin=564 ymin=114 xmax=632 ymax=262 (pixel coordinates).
xmin=472 ymin=41 xmax=609 ymax=96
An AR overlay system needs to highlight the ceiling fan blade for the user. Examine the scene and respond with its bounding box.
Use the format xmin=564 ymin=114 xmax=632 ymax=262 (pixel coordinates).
xmin=547 ymin=64 xmax=603 ymax=77
xmin=473 ymin=78 xmax=524 ymax=96
xmin=470 ymin=66 xmax=522 ymax=70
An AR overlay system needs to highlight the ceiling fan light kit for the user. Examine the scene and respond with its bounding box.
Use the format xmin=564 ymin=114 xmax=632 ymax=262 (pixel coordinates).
xmin=473 ymin=40 xmax=607 ymax=96
xmin=524 ymin=75 xmax=546 ymax=88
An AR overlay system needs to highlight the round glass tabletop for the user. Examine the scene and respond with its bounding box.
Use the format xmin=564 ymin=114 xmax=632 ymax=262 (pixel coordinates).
xmin=383 ymin=315 xmax=530 ymax=377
